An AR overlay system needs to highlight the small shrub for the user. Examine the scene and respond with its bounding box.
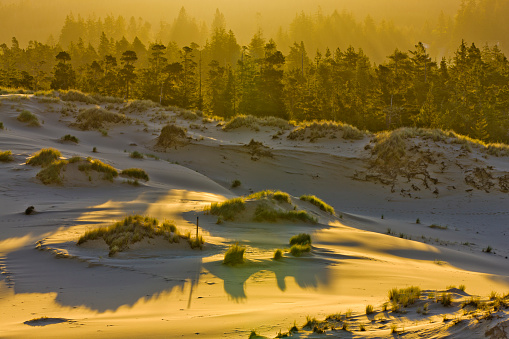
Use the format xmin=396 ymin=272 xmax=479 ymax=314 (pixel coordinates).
xmin=156 ymin=124 xmax=187 ymax=148
xmin=289 ymin=233 xmax=311 ymax=246
xmin=440 ymin=292 xmax=453 ymax=306
xmin=130 ymin=151 xmax=144 ymax=159
xmin=26 ymin=148 xmax=61 ymax=167
xmin=366 ymin=304 xmax=374 ymax=315
xmin=224 ymin=243 xmax=245 ymax=265
xmin=231 ymin=179 xmax=241 ymax=188
xmin=0 ymin=150 xmax=14 ymax=162
xmin=299 ymin=195 xmax=334 ymax=214
xmin=416 ymin=218 xmax=420 ymax=224
xmin=17 ymin=110 xmax=39 ymax=126
xmin=273 ymin=249 xmax=283 ymax=260
xmin=483 ymin=246 xmax=493 ymax=253
xmin=121 ymin=168 xmax=149 ymax=181
xmin=290 ymin=244 xmax=311 ymax=257
xmin=92 ymin=147 xmax=97 ymax=153
xmin=61 ymin=134 xmax=79 ymax=143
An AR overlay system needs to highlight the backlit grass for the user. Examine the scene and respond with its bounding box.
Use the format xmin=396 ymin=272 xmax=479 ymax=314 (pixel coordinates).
xmin=77 ymin=215 xmax=187 ymax=256
xmin=0 ymin=150 xmax=14 ymax=162
xmin=121 ymin=168 xmax=149 ymax=181
xmin=388 ymin=286 xmax=421 ymax=307
xmin=208 ymin=198 xmax=246 ymax=221
xmin=223 ymin=243 xmax=245 ymax=265
xmin=299 ymin=195 xmax=335 ymax=214
xmin=26 ymin=148 xmax=61 ymax=167
xmin=78 ymin=158 xmax=118 ymax=181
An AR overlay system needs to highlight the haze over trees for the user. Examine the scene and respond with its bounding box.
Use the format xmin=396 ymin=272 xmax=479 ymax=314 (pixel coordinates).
xmin=1 ymin=1 xmax=509 ymax=143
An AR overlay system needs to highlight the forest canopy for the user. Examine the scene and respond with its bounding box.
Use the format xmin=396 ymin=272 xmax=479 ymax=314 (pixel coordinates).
xmin=1 ymin=0 xmax=509 ymax=143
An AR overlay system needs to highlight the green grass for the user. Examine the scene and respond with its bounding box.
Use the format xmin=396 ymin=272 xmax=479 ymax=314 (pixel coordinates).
xmin=36 ymin=160 xmax=66 ymax=184
xmin=121 ymin=168 xmax=149 ymax=181
xmin=17 ymin=110 xmax=39 ymax=126
xmin=388 ymin=286 xmax=421 ymax=307
xmin=253 ymin=203 xmax=317 ymax=223
xmin=61 ymin=134 xmax=79 ymax=143
xmin=78 ymin=158 xmax=118 ymax=181
xmin=290 ymin=243 xmax=311 ymax=256
xmin=75 ymin=107 xmax=128 ymax=130
xmin=0 ymin=150 xmax=14 ymax=162
xmin=223 ymin=243 xmax=245 ymax=265
xmin=26 ymin=148 xmax=61 ymax=167
xmin=246 ymin=190 xmax=291 ymax=203
xmin=273 ymin=249 xmax=283 ymax=260
xmin=299 ymin=195 xmax=335 ymax=214
xmin=130 ymin=151 xmax=144 ymax=159
xmin=290 ymin=233 xmax=311 ymax=246
xmin=77 ymin=215 xmax=185 ymax=256
xmin=208 ymin=198 xmax=246 ymax=221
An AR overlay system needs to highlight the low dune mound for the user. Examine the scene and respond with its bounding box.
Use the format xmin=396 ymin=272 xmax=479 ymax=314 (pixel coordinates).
xmin=288 ymin=120 xmax=366 ymax=141
xmin=74 ymin=106 xmax=129 ymax=130
xmin=36 ymin=156 xmax=118 ymax=185
xmin=26 ymin=148 xmax=62 ymax=167
xmin=60 ymin=90 xmax=99 ymax=104
xmin=16 ymin=109 xmax=40 ymax=126
xmin=77 ymin=215 xmax=203 ymax=256
xmin=354 ymin=128 xmax=509 ymax=195
xmin=223 ymin=114 xmax=291 ymax=131
xmin=121 ymin=99 xmax=158 ymax=113
xmin=206 ymin=190 xmax=327 ymax=224
xmin=156 ymin=124 xmax=188 ymax=149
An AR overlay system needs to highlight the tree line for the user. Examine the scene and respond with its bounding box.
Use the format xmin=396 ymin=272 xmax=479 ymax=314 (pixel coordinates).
xmin=1 ymin=24 xmax=508 ymax=143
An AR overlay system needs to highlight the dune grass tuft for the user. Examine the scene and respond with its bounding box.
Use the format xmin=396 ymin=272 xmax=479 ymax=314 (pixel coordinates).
xmin=366 ymin=304 xmax=374 ymax=314
xmin=78 ymin=158 xmax=118 ymax=181
xmin=208 ymin=198 xmax=246 ymax=221
xmin=388 ymin=286 xmax=421 ymax=308
xmin=223 ymin=115 xmax=291 ymax=131
xmin=0 ymin=122 xmax=4 ymax=129
xmin=290 ymin=243 xmax=311 ymax=256
xmin=223 ymin=243 xmax=245 ymax=265
xmin=75 ymin=107 xmax=128 ymax=130
xmin=36 ymin=160 xmax=67 ymax=184
xmin=290 ymin=233 xmax=311 ymax=246
xmin=60 ymin=90 xmax=99 ymax=104
xmin=77 ymin=215 xmax=186 ymax=256
xmin=26 ymin=148 xmax=61 ymax=167
xmin=17 ymin=110 xmax=40 ymax=126
xmin=299 ymin=195 xmax=334 ymax=214
xmin=0 ymin=150 xmax=14 ymax=162
xmin=129 ymin=151 xmax=144 ymax=159
xmin=122 ymin=99 xmax=157 ymax=112
xmin=273 ymin=249 xmax=283 ymax=260
xmin=288 ymin=120 xmax=366 ymax=141
xmin=253 ymin=202 xmax=316 ymax=223
xmin=121 ymin=168 xmax=149 ymax=181
xmin=246 ymin=190 xmax=291 ymax=203
xmin=61 ymin=134 xmax=79 ymax=143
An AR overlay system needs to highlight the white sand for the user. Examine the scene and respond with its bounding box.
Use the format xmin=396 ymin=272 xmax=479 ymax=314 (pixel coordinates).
xmin=0 ymin=94 xmax=508 ymax=338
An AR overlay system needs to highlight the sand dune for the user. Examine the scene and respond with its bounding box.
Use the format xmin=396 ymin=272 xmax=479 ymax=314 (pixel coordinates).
xmin=1 ymin=94 xmax=508 ymax=338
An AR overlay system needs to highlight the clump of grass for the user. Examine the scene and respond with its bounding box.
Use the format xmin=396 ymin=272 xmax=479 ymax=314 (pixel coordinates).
xmin=177 ymin=109 xmax=202 ymax=121
xmin=231 ymin=179 xmax=241 ymax=188
xmin=121 ymin=168 xmax=149 ymax=181
xmin=246 ymin=190 xmax=291 ymax=203
xmin=208 ymin=198 xmax=246 ymax=221
xmin=288 ymin=120 xmax=365 ymax=141
xmin=77 ymin=215 xmax=185 ymax=256
xmin=440 ymin=292 xmax=453 ymax=306
xmin=483 ymin=245 xmax=493 ymax=253
xmin=459 ymin=284 xmax=466 ymax=292
xmin=366 ymin=304 xmax=374 ymax=315
xmin=61 ymin=134 xmax=79 ymax=143
xmin=223 ymin=114 xmax=291 ymax=131
xmin=489 ymin=291 xmax=499 ymax=300
xmin=122 ymin=99 xmax=157 ymax=112
xmin=388 ymin=286 xmax=421 ymax=308
xmin=130 ymin=151 xmax=144 ymax=159
xmin=75 ymin=107 xmax=128 ymax=130
xmin=290 ymin=233 xmax=311 ymax=246
xmin=0 ymin=150 xmax=14 ymax=162
xmin=89 ymin=93 xmax=124 ymax=104
xmin=462 ymin=296 xmax=484 ymax=309
xmin=429 ymin=224 xmax=448 ymax=230
xmin=60 ymin=90 xmax=99 ymax=104
xmin=223 ymin=243 xmax=245 ymax=265
xmin=390 ymin=323 xmax=398 ymax=333
xmin=253 ymin=203 xmax=317 ymax=223
xmin=416 ymin=218 xmax=420 ymax=224
xmin=78 ymin=158 xmax=118 ymax=181
xmin=248 ymin=330 xmax=258 ymax=339
xmin=0 ymin=122 xmax=4 ymax=129
xmin=303 ymin=316 xmax=317 ymax=329
xmin=273 ymin=249 xmax=283 ymax=260
xmin=156 ymin=124 xmax=187 ymax=148
xmin=188 ymin=235 xmax=204 ymax=249
xmin=299 ymin=195 xmax=334 ymax=214
xmin=17 ymin=110 xmax=40 ymax=126
xmin=36 ymin=160 xmax=67 ymax=184
xmin=26 ymin=148 xmax=61 ymax=167
xmin=290 ymin=244 xmax=311 ymax=257
xmin=359 ymin=324 xmax=366 ymax=331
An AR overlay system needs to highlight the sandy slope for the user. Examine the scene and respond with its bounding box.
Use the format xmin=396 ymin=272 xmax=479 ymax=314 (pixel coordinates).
xmin=0 ymin=94 xmax=508 ymax=338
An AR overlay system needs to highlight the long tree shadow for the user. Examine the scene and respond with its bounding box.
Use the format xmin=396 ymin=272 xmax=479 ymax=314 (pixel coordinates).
xmin=203 ymin=255 xmax=336 ymax=302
